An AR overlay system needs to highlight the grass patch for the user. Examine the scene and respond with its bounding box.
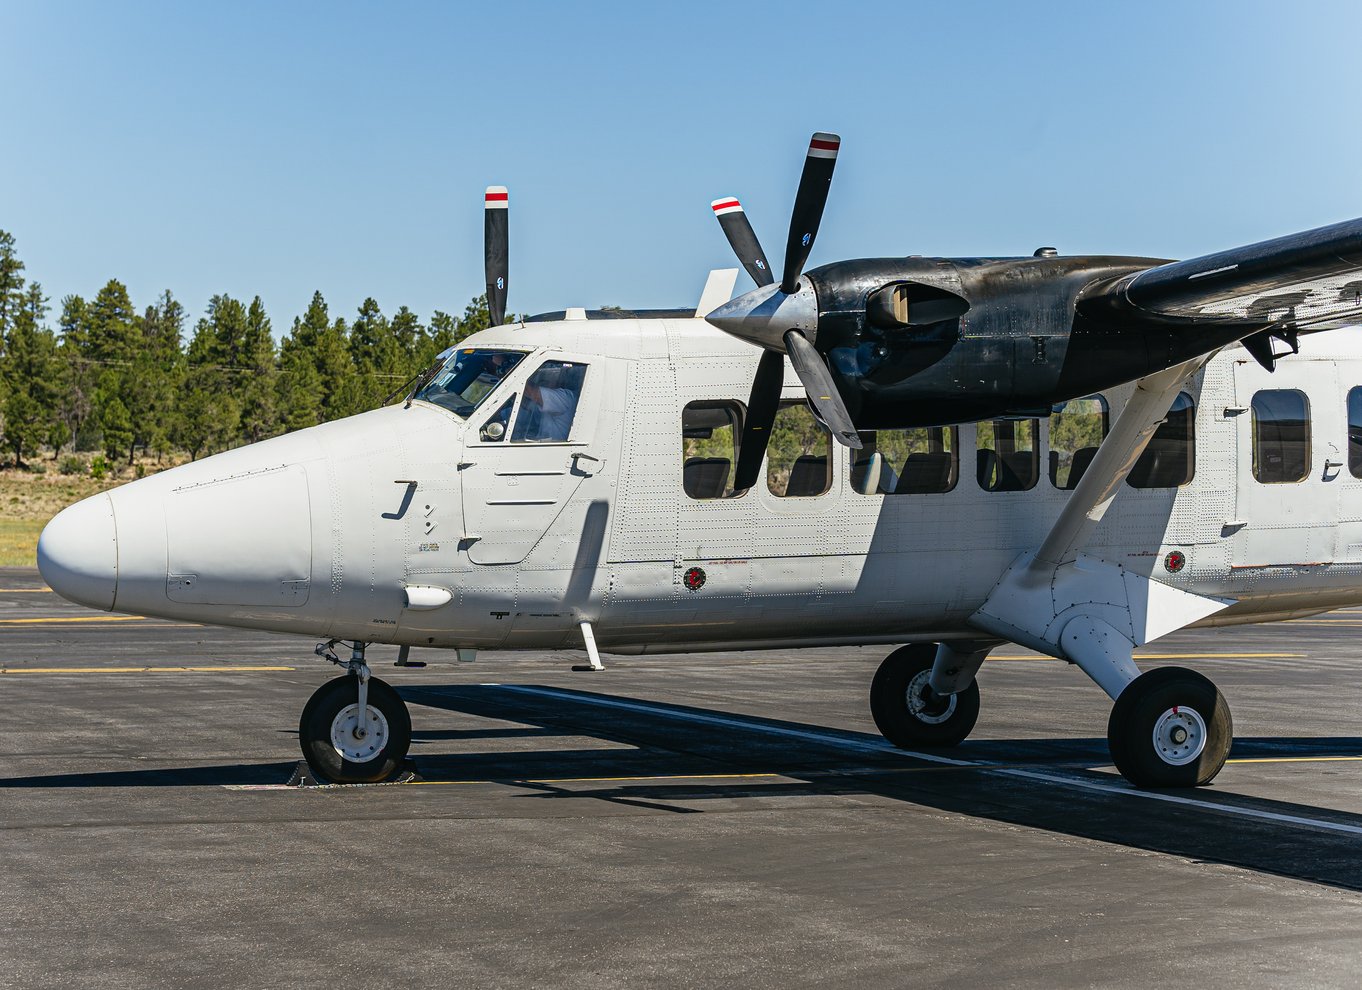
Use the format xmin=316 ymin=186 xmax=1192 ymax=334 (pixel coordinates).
xmin=0 ymin=518 xmax=47 ymax=567
xmin=0 ymin=468 xmax=147 ymax=568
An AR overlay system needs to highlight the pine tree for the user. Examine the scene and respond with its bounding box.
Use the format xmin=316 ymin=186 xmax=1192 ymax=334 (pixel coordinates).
xmin=238 ymin=297 xmax=278 ymax=443
xmin=277 ymin=291 xmax=330 ymax=432
xmin=56 ymin=295 xmax=97 ymax=450
xmin=128 ymin=291 xmax=185 ymax=461
xmin=0 ymin=230 xmax=26 ymax=339
xmin=173 ymin=295 xmax=245 ymax=458
xmin=2 ymin=283 xmax=58 ymax=467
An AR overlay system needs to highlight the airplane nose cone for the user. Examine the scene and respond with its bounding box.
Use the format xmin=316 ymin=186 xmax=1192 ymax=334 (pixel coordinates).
xmin=703 ymin=279 xmax=820 ymax=351
xmin=37 ymin=494 xmax=117 ymax=610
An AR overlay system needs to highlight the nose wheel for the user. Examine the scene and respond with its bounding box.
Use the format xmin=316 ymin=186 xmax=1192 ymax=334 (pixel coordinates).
xmin=1107 ymin=666 xmax=1232 ymax=788
xmin=299 ymin=674 xmax=412 ymax=784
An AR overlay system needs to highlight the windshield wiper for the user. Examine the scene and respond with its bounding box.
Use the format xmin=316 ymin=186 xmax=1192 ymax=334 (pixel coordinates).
xmin=379 ymin=357 xmax=445 ymax=409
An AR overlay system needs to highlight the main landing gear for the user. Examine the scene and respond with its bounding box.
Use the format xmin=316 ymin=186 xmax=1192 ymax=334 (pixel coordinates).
xmin=869 ymin=643 xmax=1233 ymax=788
xmin=300 ymin=641 xmax=412 ymax=784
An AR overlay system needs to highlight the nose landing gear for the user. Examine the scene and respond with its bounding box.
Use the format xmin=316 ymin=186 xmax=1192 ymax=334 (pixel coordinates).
xmin=300 ymin=641 xmax=413 ymax=784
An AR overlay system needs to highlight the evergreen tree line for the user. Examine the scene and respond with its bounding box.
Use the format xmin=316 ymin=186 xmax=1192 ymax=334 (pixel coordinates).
xmin=0 ymin=229 xmax=495 ymax=469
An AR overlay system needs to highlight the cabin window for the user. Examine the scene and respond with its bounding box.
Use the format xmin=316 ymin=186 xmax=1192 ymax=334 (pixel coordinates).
xmin=510 ymin=361 xmax=587 ymax=443
xmin=1128 ymin=392 xmax=1195 ymax=488
xmin=767 ymin=403 xmax=832 ymax=497
xmin=851 ymin=427 xmax=959 ymax=495
xmin=682 ymin=401 xmax=742 ymax=499
xmin=1251 ymin=389 xmax=1310 ymax=483
xmin=976 ymin=419 xmax=1039 ymax=492
xmin=1348 ymin=388 xmax=1362 ymax=478
xmin=1049 ymin=395 xmax=1108 ymax=489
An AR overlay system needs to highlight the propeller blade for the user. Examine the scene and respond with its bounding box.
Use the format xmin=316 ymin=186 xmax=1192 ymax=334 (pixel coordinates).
xmin=783 ymin=329 xmax=861 ymax=449
xmin=734 ymin=350 xmax=785 ymax=490
xmin=484 ymin=185 xmax=509 ymax=326
xmin=780 ymin=132 xmax=840 ymax=294
xmin=711 ymin=198 xmax=774 ymax=289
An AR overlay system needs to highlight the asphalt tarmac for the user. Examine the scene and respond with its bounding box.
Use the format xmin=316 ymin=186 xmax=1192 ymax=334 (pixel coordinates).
xmin=3 ymin=565 xmax=1362 ymax=989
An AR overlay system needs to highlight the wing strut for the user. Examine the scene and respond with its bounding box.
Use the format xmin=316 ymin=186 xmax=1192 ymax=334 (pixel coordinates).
xmin=967 ymin=355 xmax=1234 ymax=699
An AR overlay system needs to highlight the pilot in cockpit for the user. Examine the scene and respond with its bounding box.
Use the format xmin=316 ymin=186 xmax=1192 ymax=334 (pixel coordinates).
xmin=514 ymin=362 xmax=583 ymax=442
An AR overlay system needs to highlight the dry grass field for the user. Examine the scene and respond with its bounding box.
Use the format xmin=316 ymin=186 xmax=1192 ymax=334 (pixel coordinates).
xmin=0 ymin=468 xmax=137 ymax=567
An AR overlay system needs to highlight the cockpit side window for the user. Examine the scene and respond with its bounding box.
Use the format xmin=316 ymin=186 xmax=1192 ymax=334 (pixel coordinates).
xmin=511 ymin=361 xmax=588 ymax=443
xmin=414 ymin=348 xmax=525 ymax=418
xmin=478 ymin=396 xmax=516 ymax=442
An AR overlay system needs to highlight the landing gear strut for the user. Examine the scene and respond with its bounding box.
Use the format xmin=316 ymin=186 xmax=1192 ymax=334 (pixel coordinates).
xmin=870 ymin=644 xmax=981 ymax=748
xmin=300 ymin=641 xmax=412 ymax=783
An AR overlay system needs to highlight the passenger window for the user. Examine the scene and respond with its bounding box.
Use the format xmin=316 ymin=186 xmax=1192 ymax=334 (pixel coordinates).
xmin=767 ymin=403 xmax=832 ymax=497
xmin=1251 ymin=389 xmax=1310 ymax=483
xmin=510 ymin=361 xmax=587 ymax=443
xmin=478 ymin=396 xmax=515 ymax=442
xmin=1128 ymin=392 xmax=1195 ymax=488
xmin=976 ymin=419 xmax=1039 ymax=492
xmin=1348 ymin=387 xmax=1362 ymax=478
xmin=682 ymin=401 xmax=741 ymax=499
xmin=851 ymin=427 xmax=959 ymax=494
xmin=1049 ymin=395 xmax=1108 ymax=489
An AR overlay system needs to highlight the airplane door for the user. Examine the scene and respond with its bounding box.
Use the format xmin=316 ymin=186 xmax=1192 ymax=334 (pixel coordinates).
xmin=460 ymin=356 xmax=602 ymax=565
xmin=1230 ymin=357 xmax=1343 ymax=566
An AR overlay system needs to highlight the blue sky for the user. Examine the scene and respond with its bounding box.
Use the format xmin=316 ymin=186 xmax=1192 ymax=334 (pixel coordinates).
xmin=4 ymin=0 xmax=1362 ymax=331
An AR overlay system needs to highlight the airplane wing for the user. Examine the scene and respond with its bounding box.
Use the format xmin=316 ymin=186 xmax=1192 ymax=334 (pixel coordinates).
xmin=1081 ymin=217 xmax=1362 ymax=333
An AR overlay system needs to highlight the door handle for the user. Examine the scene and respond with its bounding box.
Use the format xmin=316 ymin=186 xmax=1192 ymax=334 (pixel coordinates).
xmin=571 ymin=452 xmax=603 ymax=476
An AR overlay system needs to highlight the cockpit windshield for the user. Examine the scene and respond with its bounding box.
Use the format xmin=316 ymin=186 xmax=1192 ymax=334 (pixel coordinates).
xmin=413 ymin=348 xmax=527 ymax=418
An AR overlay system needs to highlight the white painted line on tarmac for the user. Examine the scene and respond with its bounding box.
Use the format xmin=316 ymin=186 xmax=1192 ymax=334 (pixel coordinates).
xmin=997 ymin=767 xmax=1362 ymax=838
xmin=495 ymin=685 xmax=1362 ymax=837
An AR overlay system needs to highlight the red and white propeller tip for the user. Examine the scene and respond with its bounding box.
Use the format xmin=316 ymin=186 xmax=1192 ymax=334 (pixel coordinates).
xmin=484 ymin=186 xmax=509 ymax=208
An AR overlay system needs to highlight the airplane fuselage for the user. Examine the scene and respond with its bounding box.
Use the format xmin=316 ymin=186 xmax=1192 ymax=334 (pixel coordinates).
xmin=37 ymin=315 xmax=1362 ymax=659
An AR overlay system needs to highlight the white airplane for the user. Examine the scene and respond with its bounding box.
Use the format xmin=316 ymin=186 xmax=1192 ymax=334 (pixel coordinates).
xmin=35 ymin=136 xmax=1362 ymax=789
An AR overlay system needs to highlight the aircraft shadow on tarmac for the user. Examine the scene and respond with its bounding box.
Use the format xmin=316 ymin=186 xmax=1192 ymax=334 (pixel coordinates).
xmin=5 ymin=682 xmax=1362 ymax=891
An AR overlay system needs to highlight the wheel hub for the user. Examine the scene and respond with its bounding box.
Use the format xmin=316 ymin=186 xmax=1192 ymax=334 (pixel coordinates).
xmin=1151 ymin=705 xmax=1207 ymax=766
xmin=905 ymin=670 xmax=957 ymax=725
xmin=330 ymin=704 xmax=390 ymax=763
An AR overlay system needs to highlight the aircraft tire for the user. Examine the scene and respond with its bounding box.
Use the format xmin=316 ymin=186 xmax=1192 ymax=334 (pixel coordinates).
xmin=870 ymin=643 xmax=980 ymax=748
xmin=299 ymin=675 xmax=412 ymax=784
xmin=1107 ymin=666 xmax=1232 ymax=788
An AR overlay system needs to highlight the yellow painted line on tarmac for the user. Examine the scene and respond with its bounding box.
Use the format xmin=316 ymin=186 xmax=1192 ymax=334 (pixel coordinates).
xmin=990 ymin=652 xmax=1304 ymax=661
xmin=0 ymin=588 xmax=52 ymax=593
xmin=1226 ymin=755 xmax=1362 ymax=765
xmin=0 ymin=615 xmax=150 ymax=625
xmin=0 ymin=665 xmax=295 ymax=674
xmin=409 ymin=771 xmax=784 ymax=787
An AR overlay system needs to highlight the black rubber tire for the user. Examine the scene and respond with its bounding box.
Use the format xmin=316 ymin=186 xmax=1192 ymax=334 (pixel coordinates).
xmin=870 ymin=643 xmax=980 ymax=748
xmin=1107 ymin=666 xmax=1232 ymax=788
xmin=299 ymin=675 xmax=412 ymax=784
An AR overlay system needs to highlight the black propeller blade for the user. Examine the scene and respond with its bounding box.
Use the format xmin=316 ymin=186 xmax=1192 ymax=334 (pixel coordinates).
xmin=708 ymin=131 xmax=859 ymax=469
xmin=733 ymin=349 xmax=785 ymax=490
xmin=784 ymin=329 xmax=861 ymax=448
xmin=780 ymin=132 xmax=840 ymax=294
xmin=710 ymin=198 xmax=774 ymax=288
xmin=484 ymin=185 xmax=509 ymax=327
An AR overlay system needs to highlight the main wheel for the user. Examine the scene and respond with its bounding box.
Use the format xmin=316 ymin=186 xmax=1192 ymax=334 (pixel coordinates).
xmin=299 ymin=675 xmax=412 ymax=784
xmin=870 ymin=643 xmax=980 ymax=748
xmin=1107 ymin=666 xmax=1232 ymax=788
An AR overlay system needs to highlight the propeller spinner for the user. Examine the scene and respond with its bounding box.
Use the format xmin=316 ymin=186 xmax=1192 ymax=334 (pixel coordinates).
xmin=705 ymin=133 xmax=860 ymax=491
